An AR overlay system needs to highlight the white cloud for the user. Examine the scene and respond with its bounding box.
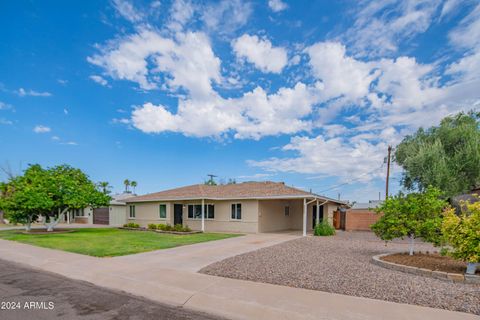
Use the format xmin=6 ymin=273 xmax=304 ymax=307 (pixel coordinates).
xmin=131 ymin=81 xmax=323 ymax=139
xmin=305 ymin=42 xmax=375 ymax=101
xmin=232 ymin=34 xmax=288 ymax=73
xmin=0 ymin=101 xmax=13 ymax=110
xmin=51 ymin=136 xmax=60 ymax=141
xmin=343 ymin=0 xmax=442 ymax=57
xmin=249 ymin=135 xmax=386 ymax=181
xmin=16 ymin=88 xmax=52 ymax=97
xmin=111 ymin=0 xmax=143 ymax=22
xmin=201 ymin=0 xmax=252 ymax=35
xmin=60 ymin=141 xmax=78 ymax=146
xmin=33 ymin=125 xmax=51 ymax=133
xmin=268 ymin=0 xmax=288 ymax=12
xmin=89 ymin=75 xmax=109 ymax=86
xmin=0 ymin=118 xmax=13 ymax=125
xmin=167 ymin=0 xmax=195 ymax=31
xmin=448 ymin=3 xmax=480 ymax=50
xmin=88 ymin=29 xmax=220 ymax=99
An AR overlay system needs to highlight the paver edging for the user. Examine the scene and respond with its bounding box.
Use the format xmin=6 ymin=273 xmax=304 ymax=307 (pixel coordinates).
xmin=372 ymin=253 xmax=480 ymax=284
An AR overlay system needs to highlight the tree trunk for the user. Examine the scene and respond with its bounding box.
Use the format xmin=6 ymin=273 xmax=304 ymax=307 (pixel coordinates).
xmin=25 ymin=215 xmax=32 ymax=231
xmin=45 ymin=208 xmax=68 ymax=232
xmin=409 ymin=234 xmax=415 ymax=256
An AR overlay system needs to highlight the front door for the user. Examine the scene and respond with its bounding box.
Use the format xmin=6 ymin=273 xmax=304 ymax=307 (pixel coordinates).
xmin=312 ymin=205 xmax=324 ymax=228
xmin=174 ymin=204 xmax=183 ymax=225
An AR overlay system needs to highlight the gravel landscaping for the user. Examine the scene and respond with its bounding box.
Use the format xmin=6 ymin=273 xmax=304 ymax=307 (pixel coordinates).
xmin=200 ymin=231 xmax=480 ymax=315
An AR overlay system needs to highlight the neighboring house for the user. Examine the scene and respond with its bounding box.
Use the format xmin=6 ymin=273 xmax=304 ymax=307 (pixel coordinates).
xmin=343 ymin=200 xmax=383 ymax=231
xmin=65 ymin=193 xmax=135 ymax=226
xmin=124 ymin=181 xmax=346 ymax=235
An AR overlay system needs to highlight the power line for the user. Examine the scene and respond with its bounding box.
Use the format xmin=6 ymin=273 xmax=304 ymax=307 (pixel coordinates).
xmin=316 ymin=163 xmax=385 ymax=194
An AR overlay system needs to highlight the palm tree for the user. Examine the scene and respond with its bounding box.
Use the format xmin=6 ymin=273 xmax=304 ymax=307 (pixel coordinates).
xmin=130 ymin=181 xmax=137 ymax=194
xmin=98 ymin=181 xmax=111 ymax=194
xmin=123 ymin=179 xmax=130 ymax=193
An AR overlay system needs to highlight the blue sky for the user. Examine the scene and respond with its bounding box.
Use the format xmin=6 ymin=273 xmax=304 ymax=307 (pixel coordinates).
xmin=1 ymin=0 xmax=479 ymax=201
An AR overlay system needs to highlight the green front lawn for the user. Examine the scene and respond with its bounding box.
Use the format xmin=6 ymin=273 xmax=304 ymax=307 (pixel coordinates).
xmin=0 ymin=228 xmax=241 ymax=257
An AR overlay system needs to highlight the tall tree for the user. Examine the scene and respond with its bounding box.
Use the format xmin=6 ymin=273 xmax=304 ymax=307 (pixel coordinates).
xmin=0 ymin=165 xmax=51 ymax=230
xmin=97 ymin=181 xmax=111 ymax=194
xmin=123 ymin=179 xmax=130 ymax=193
xmin=0 ymin=164 xmax=110 ymax=231
xmin=130 ymin=181 xmax=137 ymax=194
xmin=395 ymin=111 xmax=480 ymax=198
xmin=42 ymin=165 xmax=110 ymax=231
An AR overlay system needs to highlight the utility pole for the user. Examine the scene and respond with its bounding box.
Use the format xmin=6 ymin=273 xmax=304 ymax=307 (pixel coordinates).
xmin=385 ymin=145 xmax=392 ymax=199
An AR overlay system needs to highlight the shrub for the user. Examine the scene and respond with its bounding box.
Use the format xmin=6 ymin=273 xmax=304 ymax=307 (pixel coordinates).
xmin=124 ymin=222 xmax=140 ymax=228
xmin=442 ymin=200 xmax=480 ymax=263
xmin=157 ymin=223 xmax=167 ymax=231
xmin=371 ymin=187 xmax=447 ymax=255
xmin=164 ymin=224 xmax=173 ymax=231
xmin=314 ymin=221 xmax=335 ymax=236
xmin=147 ymin=223 xmax=157 ymax=230
xmin=183 ymin=225 xmax=191 ymax=232
xmin=174 ymin=224 xmax=184 ymax=232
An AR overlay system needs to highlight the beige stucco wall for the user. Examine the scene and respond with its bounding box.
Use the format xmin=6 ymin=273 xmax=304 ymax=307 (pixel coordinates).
xmin=126 ymin=202 xmax=172 ymax=226
xmin=127 ymin=198 xmax=340 ymax=233
xmin=183 ymin=200 xmax=258 ymax=233
xmin=109 ymin=205 xmax=127 ymax=226
xmin=258 ymin=199 xmax=294 ymax=232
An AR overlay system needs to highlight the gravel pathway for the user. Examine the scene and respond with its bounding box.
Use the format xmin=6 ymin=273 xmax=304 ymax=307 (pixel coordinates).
xmin=200 ymin=231 xmax=480 ymax=315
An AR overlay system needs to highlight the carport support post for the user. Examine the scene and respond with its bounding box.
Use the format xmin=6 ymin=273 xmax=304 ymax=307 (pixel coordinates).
xmin=201 ymin=199 xmax=205 ymax=232
xmin=316 ymin=199 xmax=319 ymax=226
xmin=303 ymin=198 xmax=307 ymax=237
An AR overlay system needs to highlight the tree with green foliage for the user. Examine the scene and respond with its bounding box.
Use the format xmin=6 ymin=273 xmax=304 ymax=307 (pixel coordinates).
xmin=442 ymin=199 xmax=480 ymax=266
xmin=0 ymin=164 xmax=110 ymax=231
xmin=395 ymin=111 xmax=480 ymax=198
xmin=130 ymin=181 xmax=137 ymax=193
xmin=371 ymin=187 xmax=447 ymax=255
xmin=0 ymin=165 xmax=52 ymax=230
xmin=123 ymin=179 xmax=130 ymax=193
xmin=97 ymin=181 xmax=112 ymax=194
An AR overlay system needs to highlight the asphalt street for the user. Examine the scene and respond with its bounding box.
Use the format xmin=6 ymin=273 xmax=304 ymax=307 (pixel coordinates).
xmin=0 ymin=258 xmax=226 ymax=320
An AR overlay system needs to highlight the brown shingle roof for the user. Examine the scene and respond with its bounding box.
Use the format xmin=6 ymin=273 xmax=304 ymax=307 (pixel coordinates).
xmin=126 ymin=181 xmax=344 ymax=203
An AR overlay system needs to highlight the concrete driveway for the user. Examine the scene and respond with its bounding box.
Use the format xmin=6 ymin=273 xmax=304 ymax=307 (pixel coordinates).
xmin=0 ymin=234 xmax=477 ymax=320
xmin=112 ymin=232 xmax=300 ymax=272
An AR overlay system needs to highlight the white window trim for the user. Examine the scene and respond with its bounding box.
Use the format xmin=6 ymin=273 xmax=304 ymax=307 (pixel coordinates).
xmin=128 ymin=205 xmax=136 ymax=219
xmin=230 ymin=203 xmax=242 ymax=221
xmin=158 ymin=203 xmax=167 ymax=219
xmin=185 ymin=203 xmax=215 ymax=220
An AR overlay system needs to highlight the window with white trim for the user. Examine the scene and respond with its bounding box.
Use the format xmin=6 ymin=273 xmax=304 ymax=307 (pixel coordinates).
xmin=159 ymin=204 xmax=166 ymax=219
xmin=231 ymin=203 xmax=242 ymax=220
xmin=187 ymin=204 xmax=214 ymax=219
xmin=129 ymin=205 xmax=136 ymax=218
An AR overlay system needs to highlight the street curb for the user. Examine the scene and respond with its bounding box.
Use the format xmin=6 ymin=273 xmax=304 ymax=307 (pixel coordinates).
xmin=371 ymin=253 xmax=480 ymax=284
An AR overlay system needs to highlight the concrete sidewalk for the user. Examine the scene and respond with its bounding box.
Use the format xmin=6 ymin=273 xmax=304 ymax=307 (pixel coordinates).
xmin=0 ymin=238 xmax=477 ymax=320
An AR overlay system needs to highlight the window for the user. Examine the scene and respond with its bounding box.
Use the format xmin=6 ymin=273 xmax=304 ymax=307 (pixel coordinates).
xmin=187 ymin=204 xmax=214 ymax=219
xmin=74 ymin=209 xmax=85 ymax=217
xmin=231 ymin=203 xmax=242 ymax=220
xmin=159 ymin=204 xmax=166 ymax=219
xmin=284 ymin=206 xmax=290 ymax=216
xmin=129 ymin=205 xmax=136 ymax=218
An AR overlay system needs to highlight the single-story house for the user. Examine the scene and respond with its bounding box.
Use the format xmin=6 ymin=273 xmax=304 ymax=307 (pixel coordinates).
xmin=343 ymin=200 xmax=382 ymax=231
xmin=65 ymin=193 xmax=135 ymax=226
xmin=124 ymin=181 xmax=347 ymax=235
